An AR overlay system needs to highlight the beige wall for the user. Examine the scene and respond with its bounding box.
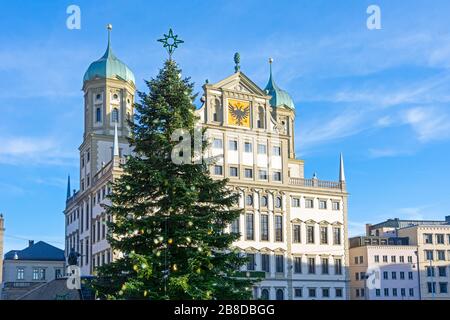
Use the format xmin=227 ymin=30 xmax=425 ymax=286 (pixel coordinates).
xmin=398 ymin=225 xmax=450 ymax=300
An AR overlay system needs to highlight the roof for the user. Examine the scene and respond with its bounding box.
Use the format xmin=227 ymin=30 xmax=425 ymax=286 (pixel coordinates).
xmin=4 ymin=241 xmax=65 ymax=261
xmin=264 ymin=61 xmax=295 ymax=110
xmin=370 ymin=218 xmax=449 ymax=230
xmin=83 ymin=32 xmax=135 ymax=85
xmin=17 ymin=278 xmax=83 ymax=300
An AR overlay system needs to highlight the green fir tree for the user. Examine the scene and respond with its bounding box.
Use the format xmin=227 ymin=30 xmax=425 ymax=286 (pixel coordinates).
xmin=92 ymin=59 xmax=255 ymax=300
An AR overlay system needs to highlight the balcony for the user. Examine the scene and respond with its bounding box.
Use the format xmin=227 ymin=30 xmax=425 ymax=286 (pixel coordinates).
xmin=289 ymin=177 xmax=343 ymax=190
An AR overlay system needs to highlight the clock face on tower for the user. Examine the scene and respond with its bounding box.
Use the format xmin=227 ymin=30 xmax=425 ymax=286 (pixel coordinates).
xmin=227 ymin=99 xmax=250 ymax=127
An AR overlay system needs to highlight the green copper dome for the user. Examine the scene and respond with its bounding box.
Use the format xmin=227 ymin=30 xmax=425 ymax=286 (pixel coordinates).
xmin=264 ymin=59 xmax=294 ymax=110
xmin=83 ymin=32 xmax=135 ymax=85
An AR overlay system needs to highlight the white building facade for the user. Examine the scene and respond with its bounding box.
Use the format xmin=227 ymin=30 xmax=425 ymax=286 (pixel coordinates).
xmin=349 ymin=236 xmax=420 ymax=300
xmin=64 ymin=29 xmax=350 ymax=300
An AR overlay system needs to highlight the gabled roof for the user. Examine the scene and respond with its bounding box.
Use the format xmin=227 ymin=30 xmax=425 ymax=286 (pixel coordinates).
xmin=4 ymin=241 xmax=65 ymax=261
xmin=209 ymin=71 xmax=269 ymax=97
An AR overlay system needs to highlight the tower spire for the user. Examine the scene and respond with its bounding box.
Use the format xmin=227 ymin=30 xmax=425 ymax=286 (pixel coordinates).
xmin=66 ymin=175 xmax=71 ymax=199
xmin=113 ymin=122 xmax=119 ymax=157
xmin=102 ymin=23 xmax=114 ymax=59
xmin=339 ymin=153 xmax=346 ymax=182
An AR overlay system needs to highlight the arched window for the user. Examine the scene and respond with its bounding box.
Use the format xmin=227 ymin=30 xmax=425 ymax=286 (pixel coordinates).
xmin=112 ymin=108 xmax=119 ymax=123
xmin=276 ymin=289 xmax=284 ymax=300
xmin=261 ymin=196 xmax=268 ymax=207
xmin=96 ymin=107 xmax=102 ymax=123
xmin=261 ymin=289 xmax=269 ymax=300
xmin=246 ymin=195 xmax=253 ymax=206
xmin=212 ymin=98 xmax=223 ymax=122
xmin=275 ymin=196 xmax=282 ymax=209
xmin=257 ymin=106 xmax=265 ymax=129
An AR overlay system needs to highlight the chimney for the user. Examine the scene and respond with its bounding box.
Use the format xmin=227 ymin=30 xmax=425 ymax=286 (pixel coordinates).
xmin=28 ymin=240 xmax=34 ymax=247
xmin=365 ymin=224 xmax=372 ymax=236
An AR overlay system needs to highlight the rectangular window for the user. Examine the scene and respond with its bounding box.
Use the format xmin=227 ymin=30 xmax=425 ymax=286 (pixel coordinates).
xmin=400 ymin=256 xmax=405 ymax=263
xmin=272 ymin=146 xmax=281 ymax=156
xmin=376 ymin=289 xmax=381 ymax=297
xmin=335 ymin=288 xmax=343 ymax=298
xmin=374 ymin=255 xmax=380 ymax=263
xmin=400 ymin=272 xmax=405 ymax=280
xmin=392 ymin=288 xmax=398 ymax=297
xmin=305 ymin=199 xmax=314 ymax=208
xmin=408 ymin=256 xmax=413 ymax=263
xmin=294 ymin=257 xmax=302 ymax=274
xmin=408 ymin=272 xmax=413 ymax=280
xmin=260 ymin=214 xmax=269 ymax=241
xmin=319 ymin=200 xmax=327 ymax=210
xmin=383 ymin=255 xmax=388 ymax=262
xmin=335 ymin=258 xmax=342 ymax=275
xmin=308 ymin=288 xmax=316 ymax=298
xmin=244 ymin=168 xmax=253 ymax=179
xmin=213 ymin=138 xmax=223 ymax=149
xmin=308 ymin=258 xmax=315 ymax=274
xmin=231 ymin=218 xmax=240 ymax=234
xmin=424 ymin=234 xmax=433 ymax=244
xmin=32 ymin=268 xmax=45 ymax=281
xmin=85 ymin=238 xmax=89 ymax=265
xmin=439 ymin=282 xmax=448 ymax=294
xmin=333 ymin=227 xmax=341 ymax=245
xmin=247 ymin=254 xmax=256 ymax=271
xmin=257 ymin=144 xmax=267 ymax=154
xmin=229 ymin=166 xmax=238 ymax=177
xmin=291 ymin=197 xmax=301 ymax=207
xmin=401 ymin=288 xmax=406 ymax=297
xmin=436 ymin=234 xmax=445 ymax=244
xmin=244 ymin=142 xmax=252 ymax=153
xmin=307 ymin=225 xmax=315 ymax=244
xmin=294 ymin=288 xmax=302 ymax=298
xmin=391 ymin=256 xmax=396 ymax=263
xmin=425 ymin=250 xmax=434 ymax=260
xmin=426 ymin=266 xmax=435 ymax=277
xmin=322 ymin=288 xmax=330 ymax=298
xmin=261 ymin=254 xmax=270 ymax=273
xmin=392 ymin=272 xmax=397 ymax=280
xmin=332 ymin=201 xmax=340 ymax=210
xmin=293 ymin=224 xmax=301 ymax=243
xmin=275 ymin=255 xmax=284 ymax=273
xmin=322 ymin=258 xmax=329 ymax=274
xmin=383 ymin=271 xmax=388 ymax=280
xmin=275 ymin=215 xmax=283 ymax=242
xmin=16 ymin=267 xmax=25 ymax=280
xmin=437 ymin=250 xmax=445 ymax=260
xmin=409 ymin=288 xmax=414 ymax=297
xmin=273 ymin=171 xmax=282 ymax=181
xmin=258 ymin=169 xmax=268 ymax=180
xmin=246 ymin=214 xmax=254 ymax=241
xmin=320 ymin=226 xmax=328 ymax=244
xmin=229 ymin=140 xmax=238 ymax=151
xmin=427 ymin=282 xmax=436 ymax=294
xmin=384 ymin=288 xmax=389 ymax=296
xmin=213 ymin=165 xmax=223 ymax=175
xmin=439 ymin=266 xmax=447 ymax=277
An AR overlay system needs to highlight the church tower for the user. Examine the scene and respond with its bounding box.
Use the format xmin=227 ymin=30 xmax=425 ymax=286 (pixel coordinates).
xmin=79 ymin=24 xmax=135 ymax=195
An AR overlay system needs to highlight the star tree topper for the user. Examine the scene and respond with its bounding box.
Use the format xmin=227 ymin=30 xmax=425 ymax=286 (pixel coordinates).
xmin=157 ymin=28 xmax=184 ymax=59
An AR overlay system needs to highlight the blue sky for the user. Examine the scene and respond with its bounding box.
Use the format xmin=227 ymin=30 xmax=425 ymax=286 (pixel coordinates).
xmin=1 ymin=0 xmax=450 ymax=253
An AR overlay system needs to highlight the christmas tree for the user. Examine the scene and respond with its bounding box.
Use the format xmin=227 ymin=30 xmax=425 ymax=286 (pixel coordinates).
xmin=92 ymin=57 xmax=255 ymax=300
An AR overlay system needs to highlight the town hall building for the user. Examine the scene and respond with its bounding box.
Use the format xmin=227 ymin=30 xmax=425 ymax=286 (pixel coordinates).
xmin=64 ymin=26 xmax=350 ymax=300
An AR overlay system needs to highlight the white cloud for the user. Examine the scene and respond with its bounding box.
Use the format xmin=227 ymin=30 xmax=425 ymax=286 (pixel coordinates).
xmin=402 ymin=107 xmax=450 ymax=142
xmin=0 ymin=136 xmax=77 ymax=166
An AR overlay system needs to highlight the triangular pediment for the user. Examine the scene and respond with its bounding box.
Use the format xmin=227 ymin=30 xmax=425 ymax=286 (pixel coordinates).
xmin=211 ymin=71 xmax=268 ymax=97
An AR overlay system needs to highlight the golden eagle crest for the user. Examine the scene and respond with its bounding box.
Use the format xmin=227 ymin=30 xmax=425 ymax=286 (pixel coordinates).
xmin=228 ymin=99 xmax=250 ymax=127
